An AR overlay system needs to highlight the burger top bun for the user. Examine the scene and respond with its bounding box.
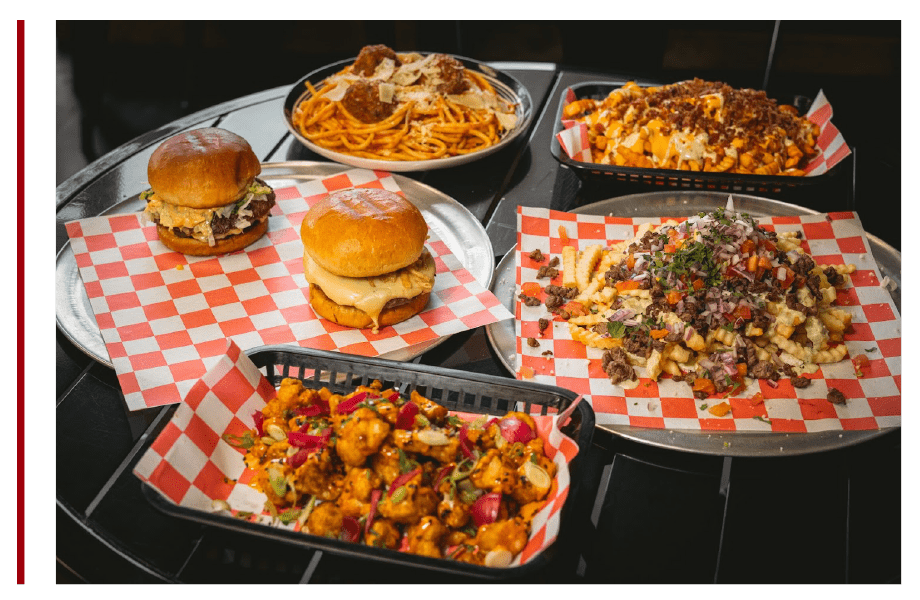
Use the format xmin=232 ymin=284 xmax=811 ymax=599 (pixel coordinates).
xmin=301 ymin=188 xmax=428 ymax=278
xmin=147 ymin=128 xmax=261 ymax=209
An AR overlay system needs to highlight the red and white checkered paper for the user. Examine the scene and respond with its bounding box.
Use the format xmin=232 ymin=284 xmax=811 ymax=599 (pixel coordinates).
xmin=133 ymin=340 xmax=580 ymax=567
xmin=556 ymin=87 xmax=850 ymax=176
xmin=515 ymin=206 xmax=901 ymax=433
xmin=65 ymin=168 xmax=512 ymax=411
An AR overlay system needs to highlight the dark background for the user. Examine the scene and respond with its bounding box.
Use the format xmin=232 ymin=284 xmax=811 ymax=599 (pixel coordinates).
xmin=55 ymin=20 xmax=900 ymax=248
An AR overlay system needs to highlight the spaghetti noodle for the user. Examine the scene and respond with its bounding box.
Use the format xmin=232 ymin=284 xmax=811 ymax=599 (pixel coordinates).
xmin=291 ymin=45 xmax=519 ymax=162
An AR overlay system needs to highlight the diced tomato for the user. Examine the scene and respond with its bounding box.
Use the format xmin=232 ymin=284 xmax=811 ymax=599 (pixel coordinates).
xmin=666 ymin=290 xmax=684 ymax=305
xmin=708 ymin=402 xmax=732 ymax=417
xmin=518 ymin=366 xmax=535 ymax=380
xmin=692 ymin=278 xmax=705 ymax=291
xmin=761 ymin=239 xmax=776 ymax=251
xmin=692 ymin=378 xmax=716 ymax=395
xmin=749 ymin=392 xmax=765 ymax=405
xmin=563 ymin=301 xmax=588 ymax=317
xmin=650 ymin=328 xmax=670 ymax=339
xmin=664 ymin=244 xmax=677 ymax=254
xmin=736 ymin=363 xmax=748 ymax=378
xmin=626 ymin=254 xmax=636 ymax=269
xmin=558 ymin=225 xmax=570 ymax=243
xmin=740 ymin=239 xmax=756 ymax=254
xmin=773 ymin=266 xmax=794 ymax=289
xmin=521 ymin=282 xmax=542 ymax=297
xmin=758 ymin=256 xmax=772 ymax=270
xmin=852 ymin=354 xmax=871 ymax=377
xmin=731 ymin=304 xmax=752 ymax=321
xmin=746 ymin=255 xmax=758 ymax=273
xmin=615 ymin=280 xmax=640 ymax=292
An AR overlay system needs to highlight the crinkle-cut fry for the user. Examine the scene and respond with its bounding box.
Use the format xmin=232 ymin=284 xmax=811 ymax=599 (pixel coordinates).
xmin=590 ymin=287 xmax=617 ymax=306
xmin=686 ymin=331 xmax=707 ymax=352
xmin=575 ymin=278 xmax=603 ymax=304
xmin=771 ymin=335 xmax=811 ymax=361
xmin=568 ymin=312 xmax=612 ymax=326
xmin=707 ymin=327 xmax=736 ymax=347
xmin=592 ymin=250 xmax=618 ymax=282
xmin=775 ymin=232 xmax=803 ymax=252
xmin=744 ymin=323 xmax=764 ymax=337
xmin=645 ymin=349 xmax=664 ymax=380
xmin=561 ymin=246 xmax=578 ymax=288
xmin=663 ymin=343 xmax=691 ymax=364
xmin=827 ymin=263 xmax=857 ymax=275
xmin=819 ymin=307 xmax=852 ymax=333
xmin=661 ymin=358 xmax=683 ymax=377
xmin=767 ymin=302 xmax=806 ymax=328
xmin=576 ymin=244 xmax=604 ymax=292
xmin=568 ymin=323 xmax=623 ymax=349
xmin=814 ymin=343 xmax=849 ymax=364
xmin=619 ymin=288 xmax=652 ymax=299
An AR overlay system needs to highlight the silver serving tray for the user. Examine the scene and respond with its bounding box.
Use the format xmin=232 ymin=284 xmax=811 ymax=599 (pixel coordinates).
xmin=486 ymin=191 xmax=901 ymax=457
xmin=56 ymin=161 xmax=495 ymax=367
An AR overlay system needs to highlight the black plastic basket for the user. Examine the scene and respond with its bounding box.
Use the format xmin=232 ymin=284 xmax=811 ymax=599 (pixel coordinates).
xmin=551 ymin=81 xmax=840 ymax=194
xmin=141 ymin=345 xmax=595 ymax=580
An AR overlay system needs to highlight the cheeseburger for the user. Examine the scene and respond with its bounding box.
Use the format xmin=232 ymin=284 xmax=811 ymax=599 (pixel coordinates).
xmin=141 ymin=128 xmax=275 ymax=256
xmin=300 ymin=189 xmax=436 ymax=332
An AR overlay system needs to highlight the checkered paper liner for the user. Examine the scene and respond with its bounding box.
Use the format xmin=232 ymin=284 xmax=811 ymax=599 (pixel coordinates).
xmin=515 ymin=206 xmax=901 ymax=432
xmin=132 ymin=340 xmax=580 ymax=567
xmin=64 ymin=168 xmax=513 ymax=411
xmin=556 ymin=87 xmax=850 ymax=176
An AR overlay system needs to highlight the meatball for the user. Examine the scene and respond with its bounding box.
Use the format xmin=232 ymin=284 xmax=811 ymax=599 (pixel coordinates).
xmin=430 ymin=54 xmax=469 ymax=95
xmin=352 ymin=44 xmax=400 ymax=76
xmin=341 ymin=80 xmax=398 ymax=123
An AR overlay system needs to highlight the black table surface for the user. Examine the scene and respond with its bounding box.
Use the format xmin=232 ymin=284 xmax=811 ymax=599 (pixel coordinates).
xmin=56 ymin=64 xmax=901 ymax=584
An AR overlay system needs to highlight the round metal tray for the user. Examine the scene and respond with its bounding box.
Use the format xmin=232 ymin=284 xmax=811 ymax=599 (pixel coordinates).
xmin=485 ymin=191 xmax=901 ymax=457
xmin=56 ymin=161 xmax=495 ymax=367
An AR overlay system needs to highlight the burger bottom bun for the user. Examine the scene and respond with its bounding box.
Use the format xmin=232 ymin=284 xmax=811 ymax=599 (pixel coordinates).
xmin=308 ymin=284 xmax=431 ymax=330
xmin=156 ymin=219 xmax=268 ymax=256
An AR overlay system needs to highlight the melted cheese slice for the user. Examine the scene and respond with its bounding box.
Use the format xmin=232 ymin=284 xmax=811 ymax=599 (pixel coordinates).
xmin=303 ymin=249 xmax=436 ymax=327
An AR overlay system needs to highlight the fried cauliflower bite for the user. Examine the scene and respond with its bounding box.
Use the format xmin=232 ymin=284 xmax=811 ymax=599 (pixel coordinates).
xmin=336 ymin=467 xmax=383 ymax=518
xmin=365 ymin=518 xmax=401 ymax=549
xmin=436 ymin=487 xmax=471 ymax=529
xmin=306 ymin=501 xmax=344 ymax=538
xmin=410 ymin=390 xmax=448 ymax=424
xmin=370 ymin=443 xmax=403 ymax=485
xmin=469 ymin=449 xmax=517 ymax=495
xmin=335 ymin=407 xmax=391 ymax=467
xmin=406 ymin=515 xmax=448 ymax=558
xmin=376 ymin=471 xmax=439 ymax=525
xmin=293 ymin=447 xmax=344 ymax=501
xmin=510 ymin=442 xmax=557 ymax=505
xmin=476 ymin=517 xmax=529 ymax=556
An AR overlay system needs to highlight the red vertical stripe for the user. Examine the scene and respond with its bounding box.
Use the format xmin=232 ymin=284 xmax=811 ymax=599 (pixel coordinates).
xmin=17 ymin=19 xmax=25 ymax=585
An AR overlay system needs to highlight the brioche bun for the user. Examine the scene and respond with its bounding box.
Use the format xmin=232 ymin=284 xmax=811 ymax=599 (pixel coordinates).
xmin=300 ymin=188 xmax=434 ymax=331
xmin=300 ymin=188 xmax=428 ymax=278
xmin=308 ymin=285 xmax=432 ymax=330
xmin=148 ymin=128 xmax=262 ymax=209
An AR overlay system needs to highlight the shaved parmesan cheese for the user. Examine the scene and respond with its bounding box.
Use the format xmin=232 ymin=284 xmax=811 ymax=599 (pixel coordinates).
xmin=378 ymin=82 xmax=396 ymax=104
xmin=495 ymin=111 xmax=518 ymax=131
xmin=372 ymin=57 xmax=396 ymax=81
xmin=323 ymin=79 xmax=352 ymax=102
xmin=447 ymin=93 xmax=486 ymax=110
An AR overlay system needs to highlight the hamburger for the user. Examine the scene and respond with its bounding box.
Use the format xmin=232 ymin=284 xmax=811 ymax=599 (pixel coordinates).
xmin=141 ymin=128 xmax=276 ymax=256
xmin=300 ymin=188 xmax=436 ymax=332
